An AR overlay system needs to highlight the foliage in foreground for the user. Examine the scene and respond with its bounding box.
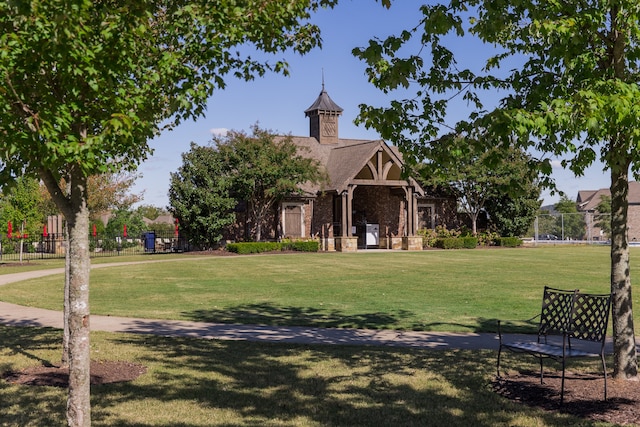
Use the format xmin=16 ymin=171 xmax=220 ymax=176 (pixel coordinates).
xmin=356 ymin=0 xmax=640 ymax=379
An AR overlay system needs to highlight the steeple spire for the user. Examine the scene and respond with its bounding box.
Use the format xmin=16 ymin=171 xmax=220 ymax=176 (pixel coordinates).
xmin=304 ymin=79 xmax=343 ymax=144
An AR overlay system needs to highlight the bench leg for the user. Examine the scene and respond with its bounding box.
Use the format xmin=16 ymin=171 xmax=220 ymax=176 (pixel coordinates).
xmin=601 ymin=353 xmax=608 ymax=401
xmin=539 ymin=357 xmax=544 ymax=384
xmin=560 ymin=358 xmax=566 ymax=405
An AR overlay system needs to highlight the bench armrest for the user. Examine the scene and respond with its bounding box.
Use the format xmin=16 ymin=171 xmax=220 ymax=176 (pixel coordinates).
xmin=497 ymin=313 xmax=540 ymax=342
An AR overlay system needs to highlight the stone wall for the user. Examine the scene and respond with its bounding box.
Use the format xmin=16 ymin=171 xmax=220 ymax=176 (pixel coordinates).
xmin=352 ymin=186 xmax=404 ymax=240
xmin=628 ymin=205 xmax=640 ymax=241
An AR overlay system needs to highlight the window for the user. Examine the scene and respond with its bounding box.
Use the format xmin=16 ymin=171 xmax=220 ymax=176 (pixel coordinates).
xmin=417 ymin=204 xmax=435 ymax=230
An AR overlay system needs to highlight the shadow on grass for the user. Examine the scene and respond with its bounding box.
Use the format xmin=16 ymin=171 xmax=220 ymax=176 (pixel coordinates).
xmin=0 ymin=325 xmax=65 ymax=425
xmin=1 ymin=325 xmax=610 ymax=426
xmin=185 ymin=302 xmax=416 ymax=330
xmin=0 ymin=321 xmax=60 ymax=368
xmin=91 ymin=335 xmax=602 ymax=427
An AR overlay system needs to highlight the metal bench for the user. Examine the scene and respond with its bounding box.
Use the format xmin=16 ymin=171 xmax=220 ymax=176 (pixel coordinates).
xmin=496 ymin=286 xmax=611 ymax=404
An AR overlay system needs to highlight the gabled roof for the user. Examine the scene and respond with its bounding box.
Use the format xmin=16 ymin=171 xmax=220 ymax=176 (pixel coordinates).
xmin=577 ymin=181 xmax=640 ymax=211
xmin=287 ymin=135 xmax=423 ymax=196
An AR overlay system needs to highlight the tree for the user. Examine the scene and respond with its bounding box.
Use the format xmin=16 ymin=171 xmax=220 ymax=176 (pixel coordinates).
xmin=169 ymin=126 xmax=326 ymax=245
xmin=169 ymin=143 xmax=237 ymax=249
xmin=595 ymin=195 xmax=612 ymax=239
xmin=354 ymin=1 xmax=640 ymax=380
xmin=485 ymin=180 xmax=541 ymax=238
xmin=0 ymin=1 xmax=337 ymax=425
xmin=136 ymin=205 xmax=169 ymax=222
xmin=105 ymin=208 xmax=146 ymax=240
xmin=0 ymin=176 xmax=46 ymax=239
xmin=40 ymin=172 xmax=142 ymax=221
xmin=554 ymin=196 xmax=587 ymax=240
xmin=419 ymin=132 xmax=537 ymax=235
xmin=216 ymin=126 xmax=326 ymax=241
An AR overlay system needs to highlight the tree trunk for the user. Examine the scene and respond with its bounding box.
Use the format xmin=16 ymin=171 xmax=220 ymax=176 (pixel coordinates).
xmin=61 ymin=224 xmax=70 ymax=367
xmin=610 ymin=164 xmax=638 ymax=379
xmin=39 ymin=166 xmax=92 ymax=426
xmin=66 ymin=173 xmax=91 ymax=426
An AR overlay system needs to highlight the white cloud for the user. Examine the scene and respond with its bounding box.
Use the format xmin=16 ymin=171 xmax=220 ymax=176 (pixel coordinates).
xmin=210 ymin=128 xmax=228 ymax=136
xmin=551 ymin=159 xmax=563 ymax=169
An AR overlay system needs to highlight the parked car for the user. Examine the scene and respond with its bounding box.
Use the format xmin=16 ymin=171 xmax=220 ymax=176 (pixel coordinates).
xmin=538 ymin=234 xmax=559 ymax=240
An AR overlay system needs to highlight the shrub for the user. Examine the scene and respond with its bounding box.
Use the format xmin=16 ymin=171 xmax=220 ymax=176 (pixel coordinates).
xmin=495 ymin=236 xmax=523 ymax=247
xmin=226 ymin=242 xmax=280 ymax=254
xmin=434 ymin=237 xmax=477 ymax=249
xmin=419 ymin=225 xmax=461 ymax=248
xmin=226 ymin=240 xmax=319 ymax=254
xmin=476 ymin=231 xmax=499 ymax=246
xmin=462 ymin=237 xmax=478 ymax=248
xmin=283 ymin=240 xmax=319 ymax=252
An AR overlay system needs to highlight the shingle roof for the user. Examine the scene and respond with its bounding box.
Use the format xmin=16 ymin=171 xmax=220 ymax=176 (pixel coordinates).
xmin=287 ymin=135 xmax=422 ymax=196
xmin=577 ymin=181 xmax=640 ymax=211
xmin=304 ymin=88 xmax=343 ymax=115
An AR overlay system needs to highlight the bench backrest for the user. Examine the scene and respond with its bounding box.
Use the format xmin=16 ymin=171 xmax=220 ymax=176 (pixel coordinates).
xmin=539 ymin=287 xmax=578 ymax=336
xmin=569 ymin=292 xmax=611 ymax=342
xmin=539 ymin=286 xmax=611 ymax=343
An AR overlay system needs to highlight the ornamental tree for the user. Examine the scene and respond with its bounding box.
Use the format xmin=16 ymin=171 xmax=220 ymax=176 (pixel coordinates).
xmin=169 ymin=125 xmax=326 ymax=244
xmin=215 ymin=126 xmax=326 ymax=242
xmin=420 ymin=132 xmax=539 ymax=235
xmin=354 ymin=1 xmax=640 ymax=378
xmin=0 ymin=1 xmax=337 ymax=425
xmin=169 ymin=142 xmax=237 ymax=249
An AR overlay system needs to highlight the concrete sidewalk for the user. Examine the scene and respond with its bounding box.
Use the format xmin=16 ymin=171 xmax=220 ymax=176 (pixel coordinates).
xmin=0 ymin=264 xmax=527 ymax=351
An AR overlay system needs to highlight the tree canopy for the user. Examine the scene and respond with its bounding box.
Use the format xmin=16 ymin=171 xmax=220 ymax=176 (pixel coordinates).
xmin=169 ymin=125 xmax=326 ymax=245
xmin=554 ymin=196 xmax=587 ymax=240
xmin=419 ymin=132 xmax=539 ymax=235
xmin=169 ymin=142 xmax=237 ymax=249
xmin=0 ymin=1 xmax=338 ymax=425
xmin=354 ymin=1 xmax=640 ymax=378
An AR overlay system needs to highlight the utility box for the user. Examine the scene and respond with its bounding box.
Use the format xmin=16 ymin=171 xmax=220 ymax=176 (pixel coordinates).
xmin=366 ymin=223 xmax=379 ymax=247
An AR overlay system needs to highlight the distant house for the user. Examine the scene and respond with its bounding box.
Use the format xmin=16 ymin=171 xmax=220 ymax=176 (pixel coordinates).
xmin=577 ymin=182 xmax=640 ymax=241
xmin=226 ymin=86 xmax=457 ymax=251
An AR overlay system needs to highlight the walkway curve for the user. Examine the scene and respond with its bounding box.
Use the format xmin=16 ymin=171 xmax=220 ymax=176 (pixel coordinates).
xmin=0 ymin=259 xmax=523 ymax=350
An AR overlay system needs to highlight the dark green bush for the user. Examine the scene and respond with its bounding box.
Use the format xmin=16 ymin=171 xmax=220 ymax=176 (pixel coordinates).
xmin=462 ymin=237 xmax=478 ymax=248
xmin=226 ymin=241 xmax=319 ymax=254
xmin=283 ymin=241 xmax=319 ymax=252
xmin=434 ymin=237 xmax=477 ymax=249
xmin=226 ymin=242 xmax=280 ymax=254
xmin=434 ymin=238 xmax=463 ymax=249
xmin=495 ymin=237 xmax=523 ymax=247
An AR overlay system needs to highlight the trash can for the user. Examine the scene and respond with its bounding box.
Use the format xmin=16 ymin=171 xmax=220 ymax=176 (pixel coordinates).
xmin=143 ymin=231 xmax=156 ymax=253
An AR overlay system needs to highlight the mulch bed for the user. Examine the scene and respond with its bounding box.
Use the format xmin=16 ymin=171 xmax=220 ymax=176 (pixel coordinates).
xmin=493 ymin=371 xmax=640 ymax=425
xmin=2 ymin=360 xmax=146 ymax=387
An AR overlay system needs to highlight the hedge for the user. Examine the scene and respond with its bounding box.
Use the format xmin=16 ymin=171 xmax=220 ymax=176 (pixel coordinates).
xmin=226 ymin=241 xmax=319 ymax=254
xmin=434 ymin=237 xmax=478 ymax=249
xmin=495 ymin=237 xmax=523 ymax=247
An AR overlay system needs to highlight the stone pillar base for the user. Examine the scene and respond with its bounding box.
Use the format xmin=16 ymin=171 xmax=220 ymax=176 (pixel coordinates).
xmin=402 ymin=236 xmax=423 ymax=251
xmin=379 ymin=237 xmax=403 ymax=250
xmin=335 ymin=237 xmax=358 ymax=252
xmin=319 ymin=237 xmax=336 ymax=251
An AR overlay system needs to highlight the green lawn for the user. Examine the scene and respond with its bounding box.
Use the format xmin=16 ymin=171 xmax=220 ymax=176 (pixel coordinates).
xmin=0 ymin=247 xmax=630 ymax=426
xmin=0 ymin=246 xmax=624 ymax=332
xmin=0 ymin=325 xmax=612 ymax=426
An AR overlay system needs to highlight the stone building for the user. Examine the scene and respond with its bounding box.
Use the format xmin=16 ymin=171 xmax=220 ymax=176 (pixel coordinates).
xmin=577 ymin=181 xmax=640 ymax=242
xmin=232 ymin=86 xmax=457 ymax=251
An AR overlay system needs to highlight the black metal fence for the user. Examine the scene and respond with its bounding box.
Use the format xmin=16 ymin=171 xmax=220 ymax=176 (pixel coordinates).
xmin=0 ymin=231 xmax=192 ymax=262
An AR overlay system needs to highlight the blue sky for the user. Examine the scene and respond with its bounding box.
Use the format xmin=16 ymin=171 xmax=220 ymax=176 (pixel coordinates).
xmin=131 ymin=1 xmax=610 ymax=209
